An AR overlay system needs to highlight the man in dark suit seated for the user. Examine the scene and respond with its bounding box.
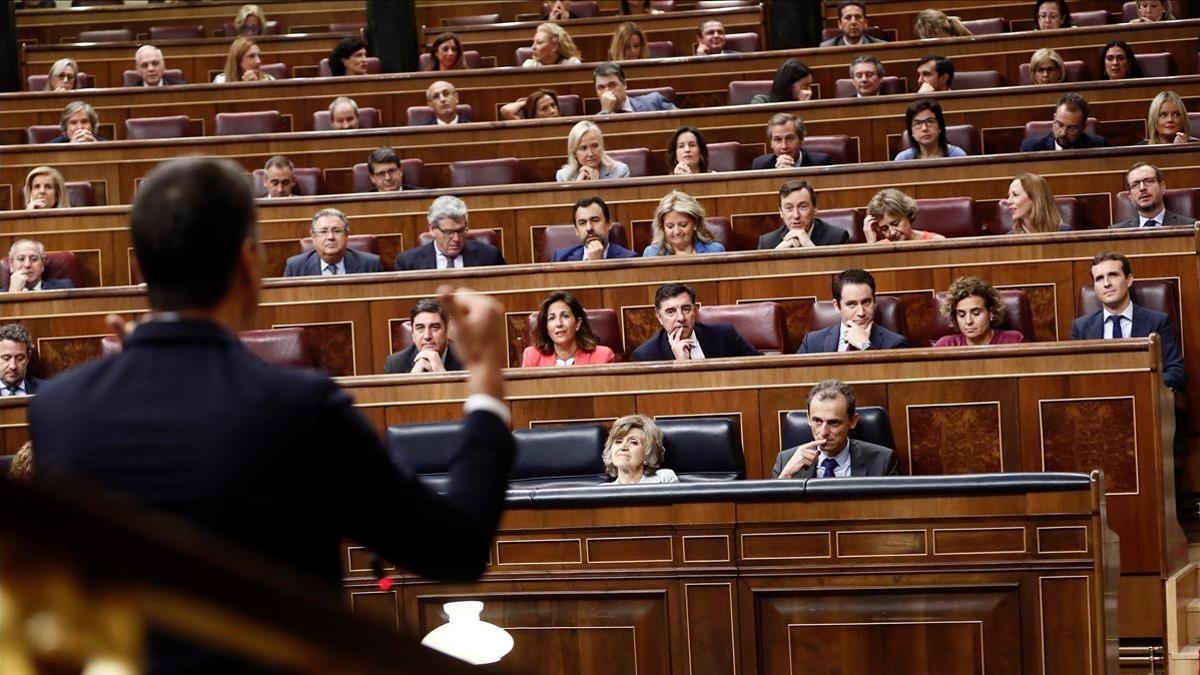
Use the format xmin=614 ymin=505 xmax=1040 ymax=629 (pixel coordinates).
xmin=29 ymin=157 xmax=516 ymax=672
xmin=131 ymin=45 xmax=185 ymax=86
xmin=384 ymin=298 xmax=464 ymax=374
xmin=695 ymin=19 xmax=736 ymax=55
xmin=821 ymin=1 xmax=886 ymax=47
xmin=751 ymin=113 xmax=833 ymax=170
xmin=367 ymin=146 xmax=403 ymax=192
xmin=422 ymin=80 xmax=470 ymax=125
xmin=283 ymin=208 xmax=382 ymax=277
xmin=48 ymin=101 xmax=108 ymax=143
xmin=0 ymin=324 xmax=41 ymax=397
xmin=773 ymin=379 xmax=898 ymax=478
xmin=1020 ymin=92 xmax=1108 ymax=152
xmin=798 ymin=269 xmax=909 ymax=353
xmin=394 ymin=195 xmax=506 ymax=271
xmin=261 ymin=155 xmax=297 ymax=199
xmin=1069 ymin=250 xmax=1187 ymax=391
xmin=1110 ymin=162 xmax=1198 ymax=229
xmin=632 ymin=283 xmax=762 ymax=362
xmin=758 ymin=179 xmax=850 ymax=249
xmin=551 ymin=196 xmax=638 ymax=261
xmin=594 ymin=62 xmax=677 ymax=114
xmin=6 ymin=239 xmax=75 ymax=292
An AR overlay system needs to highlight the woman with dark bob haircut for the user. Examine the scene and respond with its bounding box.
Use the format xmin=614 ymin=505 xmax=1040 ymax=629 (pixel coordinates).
xmin=667 ymin=126 xmax=711 ymax=175
xmin=1100 ymin=40 xmax=1143 ymax=80
xmin=894 ymin=99 xmax=966 ymax=160
xmin=328 ymin=36 xmax=369 ymax=76
xmin=1034 ymin=0 xmax=1072 ymax=30
xmin=934 ymin=276 xmax=1025 ymax=346
xmin=521 ymin=291 xmax=616 ymax=367
xmin=751 ymin=59 xmax=814 ymax=104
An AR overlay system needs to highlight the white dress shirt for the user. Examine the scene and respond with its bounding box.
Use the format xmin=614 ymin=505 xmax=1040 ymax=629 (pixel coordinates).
xmin=435 ymin=115 xmax=460 ymax=125
xmin=1139 ymin=208 xmax=1167 ymax=227
xmin=1 ymin=379 xmax=29 ymax=397
xmin=1102 ymin=302 xmax=1134 ymax=339
xmin=435 ymin=246 xmax=464 ymax=270
xmin=321 ymin=258 xmax=346 ymax=275
xmin=815 ymin=440 xmax=852 ymax=477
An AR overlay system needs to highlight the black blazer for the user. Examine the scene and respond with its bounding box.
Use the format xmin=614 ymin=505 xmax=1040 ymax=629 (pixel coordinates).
xmin=1068 ymin=303 xmax=1187 ymax=391
xmin=384 ymin=344 xmax=464 ymax=374
xmin=797 ymin=322 xmax=910 ymax=353
xmin=757 ymin=219 xmax=850 ymax=248
xmin=48 ymin=134 xmax=109 ymax=143
xmin=632 ymin=321 xmax=762 ymax=362
xmin=282 ymin=248 xmax=382 ymax=277
xmin=131 ymin=75 xmax=186 ymax=86
xmin=751 ymin=148 xmax=833 ymax=170
xmin=819 ymin=34 xmax=886 ymax=47
xmin=394 ymin=240 xmax=505 ymax=271
xmin=771 ymin=438 xmax=898 ymax=478
xmin=2 ymin=278 xmax=74 ymax=292
xmin=1019 ymin=131 xmax=1108 ymax=152
xmin=1110 ymin=210 xmax=1194 ymax=229
xmin=6 ymin=376 xmax=42 ymax=396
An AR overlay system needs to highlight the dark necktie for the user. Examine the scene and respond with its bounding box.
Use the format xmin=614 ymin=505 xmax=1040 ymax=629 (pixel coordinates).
xmin=444 ymin=255 xmax=458 ymax=269
xmin=4 ymin=385 xmax=22 ymax=396
xmin=324 ymin=264 xmax=339 ymax=275
xmin=820 ymin=458 xmax=838 ymax=478
xmin=1144 ymin=219 xmax=1159 ymax=228
xmin=1109 ymin=315 xmax=1123 ymax=339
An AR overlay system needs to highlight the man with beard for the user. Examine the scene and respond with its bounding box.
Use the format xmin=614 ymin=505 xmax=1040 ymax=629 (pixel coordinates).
xmin=551 ymin=196 xmax=637 ymax=261
xmin=1021 ymin=93 xmax=1108 ymax=151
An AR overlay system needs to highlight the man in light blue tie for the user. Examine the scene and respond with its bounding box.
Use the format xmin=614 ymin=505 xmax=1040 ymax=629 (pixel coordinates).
xmin=772 ymin=379 xmax=898 ymax=479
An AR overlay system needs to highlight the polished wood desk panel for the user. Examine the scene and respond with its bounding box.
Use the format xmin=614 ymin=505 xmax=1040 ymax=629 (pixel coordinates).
xmin=347 ymin=475 xmax=1116 ymax=674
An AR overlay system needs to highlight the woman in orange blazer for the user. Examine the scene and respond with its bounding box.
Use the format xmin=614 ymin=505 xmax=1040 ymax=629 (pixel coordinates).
xmin=522 ymin=291 xmax=616 ymax=367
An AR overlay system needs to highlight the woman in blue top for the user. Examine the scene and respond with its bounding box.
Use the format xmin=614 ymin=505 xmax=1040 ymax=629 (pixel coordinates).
xmin=894 ymin=99 xmax=967 ymax=161
xmin=642 ymin=190 xmax=726 ymax=256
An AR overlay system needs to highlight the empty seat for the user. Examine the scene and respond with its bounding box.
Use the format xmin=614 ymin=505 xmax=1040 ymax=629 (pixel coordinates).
xmin=0 ymin=251 xmax=82 ymax=289
xmin=727 ymin=80 xmax=772 ymax=105
xmin=258 ymin=62 xmax=288 ymax=79
xmin=1080 ymin=279 xmax=1181 ymax=339
xmin=317 ymin=57 xmax=382 ymax=77
xmin=1018 ymin=60 xmax=1089 ymax=84
xmin=607 ymin=148 xmax=652 ymax=177
xmin=26 ymin=125 xmax=63 ymax=144
xmin=124 ymin=115 xmax=195 ymax=140
xmin=299 ymin=234 xmax=380 ymax=256
xmin=514 ymin=47 xmax=534 ymax=65
xmin=78 ymin=28 xmax=133 ymax=42
xmin=961 ymin=17 xmax=1007 ymax=34
xmin=406 ymin=104 xmax=473 ymax=126
xmin=899 ymin=124 xmax=979 ymax=156
xmin=65 ymin=182 xmax=97 ymax=207
xmin=537 ymin=223 xmax=628 ymax=262
xmin=312 ymin=107 xmax=381 ymax=130
xmin=223 ymin=20 xmax=281 ymax=36
xmin=658 ymin=417 xmax=746 ymax=482
xmin=627 ymin=86 xmax=676 ymax=102
xmin=703 ymin=216 xmax=733 ymax=249
xmin=27 ymin=72 xmax=95 ymax=90
xmin=802 ymin=135 xmax=857 ymax=164
xmin=214 ymin=111 xmax=283 ymax=135
xmin=834 ymin=76 xmax=906 ymax=98
xmin=810 ymin=296 xmax=908 ymax=338
xmin=417 ymin=229 xmax=501 ymax=249
xmin=707 ymin=141 xmax=750 ymax=172
xmin=450 ymin=158 xmax=523 ymax=188
xmin=1135 ymin=52 xmax=1176 ymax=77
xmin=556 ymin=94 xmax=582 ymax=116
xmin=250 ymin=167 xmax=324 ymax=197
xmin=384 ymin=421 xmax=465 ymax=492
xmin=723 ymin=32 xmax=761 ymax=52
xmin=149 ymin=24 xmax=205 ymax=40
xmin=1024 ymin=117 xmax=1099 ymax=142
xmin=952 ymin=70 xmax=1004 ymax=90
xmin=647 ymin=41 xmax=674 ymax=57
xmin=913 ymin=197 xmax=983 ymax=238
xmin=697 ymin=302 xmax=785 ymax=354
xmin=525 ymin=308 xmax=624 ymax=360
xmin=122 ymin=68 xmax=184 ymax=86
xmin=1072 ymin=9 xmax=1111 ymax=25
xmin=350 ymin=159 xmax=425 ymax=192
xmin=929 ymin=289 xmax=1036 ymax=343
xmin=510 ymin=425 xmax=608 ymax=488
xmin=782 ymin=407 xmax=895 ymax=452
xmin=1114 ymin=187 xmax=1198 ymax=223
xmin=418 ymin=50 xmax=483 ymax=70
xmin=239 ymin=327 xmax=315 ymax=368
xmin=442 ymin=13 xmax=501 ymax=26
xmin=814 ymin=207 xmax=866 ymax=243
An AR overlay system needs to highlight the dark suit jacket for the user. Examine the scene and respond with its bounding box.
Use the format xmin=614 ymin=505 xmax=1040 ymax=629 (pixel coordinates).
xmin=600 ymin=92 xmax=677 ymax=113
xmin=1110 ymin=210 xmax=1194 ymax=229
xmin=30 ymin=319 xmax=515 ymax=672
xmin=819 ymin=34 xmax=886 ymax=47
xmin=772 ymin=438 xmax=898 ymax=478
xmin=419 ymin=112 xmax=473 ymax=126
xmin=797 ymin=322 xmax=910 ymax=354
xmin=282 ymin=248 xmax=382 ymax=277
xmin=1019 ymin=131 xmax=1108 ymax=152
xmin=384 ymin=344 xmax=464 ymax=374
xmin=3 ymin=278 xmax=74 ymax=292
xmin=757 ymin=219 xmax=850 ymax=248
xmin=551 ymin=242 xmax=638 ymax=261
xmin=1069 ymin=303 xmax=1187 ymax=390
xmin=751 ymin=148 xmax=833 ymax=170
xmin=394 ymin=240 xmax=505 ymax=271
xmin=131 ymin=75 xmax=186 ymax=86
xmin=632 ymin=321 xmax=762 ymax=362
xmin=49 ymin=134 xmax=109 ymax=143
xmin=15 ymin=376 xmax=43 ymax=395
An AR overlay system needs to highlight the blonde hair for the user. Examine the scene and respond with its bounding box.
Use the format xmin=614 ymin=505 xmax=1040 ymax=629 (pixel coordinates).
xmin=233 ymin=4 xmax=266 ymax=34
xmin=650 ymin=190 xmax=714 ymax=254
xmin=221 ymin=37 xmax=258 ymax=82
xmin=1010 ymin=173 xmax=1061 ymax=233
xmin=913 ymin=9 xmax=972 ymax=38
xmin=1145 ymin=90 xmax=1190 ymax=144
xmin=602 ymin=415 xmax=666 ymax=478
xmin=45 ymin=58 xmax=79 ymax=91
xmin=537 ymin=22 xmax=581 ymax=62
xmin=9 ymin=441 xmax=33 ymax=482
xmin=608 ymin=22 xmax=647 ymax=61
xmin=23 ymin=166 xmax=68 ymax=209
xmin=561 ymin=120 xmax=616 ymax=179
xmin=866 ymin=188 xmax=917 ymax=223
xmin=1028 ymin=48 xmax=1064 ymax=81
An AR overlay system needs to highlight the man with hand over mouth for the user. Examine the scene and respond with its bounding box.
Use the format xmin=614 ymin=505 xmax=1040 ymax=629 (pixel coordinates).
xmin=773 ymin=379 xmax=898 ymax=478
xmin=551 ymin=196 xmax=637 ymax=261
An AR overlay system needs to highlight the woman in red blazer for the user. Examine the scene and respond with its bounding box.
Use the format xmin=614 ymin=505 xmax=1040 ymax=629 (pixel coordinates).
xmin=522 ymin=291 xmax=616 ymax=367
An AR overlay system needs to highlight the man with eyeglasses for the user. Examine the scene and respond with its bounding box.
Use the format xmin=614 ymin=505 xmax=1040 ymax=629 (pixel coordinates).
xmin=632 ymin=283 xmax=761 ymax=362
xmin=1111 ymin=163 xmax=1197 ymax=229
xmin=366 ymin=146 xmax=404 ymax=192
xmin=395 ymin=195 xmax=505 ymax=271
xmin=1020 ymin=92 xmax=1108 ymax=152
xmin=283 ymin=208 xmax=381 ymax=277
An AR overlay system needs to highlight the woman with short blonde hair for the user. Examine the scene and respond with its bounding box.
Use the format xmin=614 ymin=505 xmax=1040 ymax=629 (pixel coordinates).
xmin=233 ymin=4 xmax=267 ymax=36
xmin=23 ymin=166 xmax=68 ymax=210
xmin=602 ymin=414 xmax=678 ymax=484
xmin=523 ymin=22 xmax=582 ymax=67
xmin=608 ymin=22 xmax=647 ymax=61
xmin=644 ymin=190 xmax=724 ymax=256
xmin=556 ymin=120 xmax=631 ymax=181
xmin=1028 ymin=48 xmax=1065 ymax=85
xmin=1006 ymin=173 xmax=1062 ymax=233
xmin=45 ymin=58 xmax=81 ymax=91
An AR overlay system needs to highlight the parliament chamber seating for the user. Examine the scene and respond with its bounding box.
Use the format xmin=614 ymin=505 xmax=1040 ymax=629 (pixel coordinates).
xmin=725 ymin=80 xmax=772 ymax=105
xmin=214 ymin=111 xmax=286 ymax=136
xmin=64 ymin=181 xmax=98 ymax=207
xmin=697 ymin=302 xmax=786 ymax=354
xmin=1137 ymin=52 xmax=1178 ymax=78
xmin=124 ymin=115 xmax=197 ymax=140
xmin=349 ymin=159 xmax=425 ymax=191
xmin=960 ymin=17 xmax=1008 ymax=35
xmin=405 ymin=104 xmax=472 ymax=126
xmin=534 ymin=222 xmax=629 ymax=262
xmin=705 ymin=141 xmax=752 ymax=171
xmin=912 ymin=196 xmax=984 ymax=238
xmin=987 ymin=195 xmax=1085 ymax=233
xmin=312 ymin=107 xmax=381 ymax=131
xmin=553 ymin=94 xmax=582 ymax=116
xmin=1018 ymin=60 xmax=1091 ymax=84
xmin=258 ymin=63 xmax=289 ymax=80
xmin=812 ymin=208 xmax=867 ymax=243
xmin=148 ymin=24 xmax=204 ymax=41
xmin=545 ymin=1 xmax=598 ymax=18
xmin=24 ymin=125 xmax=61 ymax=144
xmin=626 ymin=86 xmax=676 ymax=103
xmin=951 ymin=70 xmax=1005 ymax=90
xmin=1024 ymin=116 xmax=1100 ymax=142
xmin=1080 ymin=279 xmax=1182 ymax=339
xmin=221 ymin=20 xmax=281 ymax=37
xmin=121 ymin=68 xmax=184 ymax=86
xmin=801 ymin=134 xmax=858 ymax=163
xmin=606 ymin=147 xmax=652 ymax=177
xmin=929 ymin=289 xmax=1037 ymax=344
xmin=722 ymin=32 xmax=761 ymax=52
xmin=26 ymin=73 xmax=95 ymax=91
xmin=522 ymin=308 xmax=624 ymax=361
xmin=510 ymin=425 xmax=608 ymax=487
xmin=317 ymin=56 xmax=382 ymax=77
xmin=250 ymin=167 xmax=325 ymax=198
xmin=299 ymin=234 xmax=380 ymax=257
xmin=810 ymin=296 xmax=909 ymax=339
xmin=383 ymin=420 xmax=463 ymax=491
xmin=0 ymin=251 xmax=81 ymax=290
xmin=238 ymin=327 xmax=316 ymax=369
xmin=646 ymin=41 xmax=674 ymax=58
xmin=77 ymin=28 xmax=132 ymax=42
xmin=833 ymin=76 xmax=907 ymax=97
xmin=449 ymin=158 xmax=523 ymax=188
xmin=1114 ymin=187 xmax=1198 ymax=223
xmin=782 ymin=406 xmax=896 ymax=452
xmin=1070 ymin=9 xmax=1112 ymax=25
xmin=442 ymin=13 xmax=502 ymax=27
xmin=416 ymin=50 xmax=484 ymax=71
xmin=820 ymin=25 xmax=892 ymax=41
xmin=657 ymin=416 xmax=746 ymax=482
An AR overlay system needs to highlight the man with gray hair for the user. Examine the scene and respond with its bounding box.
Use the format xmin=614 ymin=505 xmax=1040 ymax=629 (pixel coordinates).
xmin=282 ymin=208 xmax=381 ymax=277
xmin=328 ymin=96 xmax=361 ymax=130
xmin=849 ymin=55 xmax=886 ymax=97
xmin=750 ymin=112 xmax=832 ymax=170
xmin=394 ymin=195 xmax=506 ymax=270
xmin=772 ymin=378 xmax=897 ymax=479
xmin=0 ymin=324 xmax=40 ymax=397
xmin=262 ymin=155 xmax=297 ymax=198
xmin=131 ymin=44 xmax=184 ymax=86
xmin=6 ymin=239 xmax=74 ymax=292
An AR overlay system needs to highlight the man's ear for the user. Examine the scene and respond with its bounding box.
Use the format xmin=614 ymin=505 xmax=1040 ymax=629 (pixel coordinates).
xmin=848 ymin=412 xmax=860 ymax=429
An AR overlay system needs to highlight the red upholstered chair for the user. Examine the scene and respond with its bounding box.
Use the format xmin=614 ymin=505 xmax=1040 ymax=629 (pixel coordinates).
xmin=1018 ymin=60 xmax=1089 ymax=84
xmin=122 ymin=68 xmax=183 ymax=85
xmin=222 ymin=20 xmax=280 ymax=36
xmin=442 ymin=14 xmax=501 ymax=26
xmin=543 ymin=1 xmax=598 ymax=17
xmin=537 ymin=222 xmax=628 ymax=261
xmin=834 ymin=76 xmax=906 ymax=98
xmin=418 ymin=50 xmax=483 ymax=70
xmin=450 ymin=158 xmax=523 ymax=188
xmin=1135 ymin=53 xmax=1176 ymax=78
xmin=149 ymin=24 xmax=204 ymax=40
xmin=1122 ymin=2 xmax=1139 ymax=20
xmin=1114 ymin=188 xmax=1198 ymax=223
xmin=214 ymin=111 xmax=284 ymax=135
xmin=929 ymin=290 xmax=1036 ymax=344
xmin=350 ymin=159 xmax=425 ymax=191
xmin=1080 ymin=280 xmax=1181 ymax=339
xmin=251 ymin=167 xmax=325 ymax=197
xmin=238 ymin=328 xmax=316 ymax=368
xmin=647 ymin=41 xmax=674 ymax=57
xmin=802 ymin=135 xmax=857 ymax=164
xmin=418 ymin=229 xmax=501 ymax=249
xmin=628 ymin=86 xmax=676 ymax=102
xmin=317 ymin=57 xmax=382 ymax=77
xmin=723 ymin=32 xmax=761 ymax=52
xmin=1072 ymin=9 xmax=1111 ymax=25
xmin=406 ymin=104 xmax=473 ymax=126
xmin=816 ymin=208 xmax=866 ymax=243
xmin=26 ymin=125 xmax=63 ymax=144
xmin=727 ymin=80 xmax=772 ymax=105
xmin=914 ymin=197 xmax=984 ymax=238
xmin=707 ymin=141 xmax=750 ymax=172
xmin=27 ymin=72 xmax=95 ymax=90
xmin=704 ymin=217 xmax=733 ymax=249
xmin=125 ymin=115 xmax=195 ymax=140
xmin=607 ymin=148 xmax=651 ymax=177
xmin=556 ymin=95 xmax=582 ymax=116
xmin=1024 ymin=117 xmax=1098 ymax=142
xmin=1190 ymin=112 xmax=1200 ymax=129
xmin=952 ymin=70 xmax=1004 ymax=90
xmin=515 ymin=47 xmax=534 ymax=65
xmin=78 ymin=28 xmax=133 ymax=42
xmin=809 ymin=296 xmax=908 ymax=338
xmin=899 ymin=124 xmax=979 ymax=156
xmin=0 ymin=251 xmax=83 ymax=289
xmin=65 ymin=182 xmax=97 ymax=207
xmin=698 ymin=302 xmax=785 ymax=354
xmin=258 ymin=62 xmax=288 ymax=80
xmin=312 ymin=107 xmax=380 ymax=130
xmin=525 ymin=307 xmax=624 ymax=361
xmin=299 ymin=234 xmax=380 ymax=255
xmin=961 ymin=17 xmax=1007 ymax=34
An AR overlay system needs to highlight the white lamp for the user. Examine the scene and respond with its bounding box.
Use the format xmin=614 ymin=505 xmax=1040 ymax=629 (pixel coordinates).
xmin=421 ymin=601 xmax=514 ymax=665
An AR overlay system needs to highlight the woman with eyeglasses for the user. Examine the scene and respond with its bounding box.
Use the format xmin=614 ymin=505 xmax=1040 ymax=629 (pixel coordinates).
xmin=893 ymin=99 xmax=967 ymax=160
